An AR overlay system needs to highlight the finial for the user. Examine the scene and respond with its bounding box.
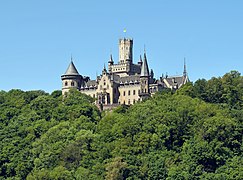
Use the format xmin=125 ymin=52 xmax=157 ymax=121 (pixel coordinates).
xmin=71 ymin=54 xmax=73 ymax=62
xmin=144 ymin=44 xmax=146 ymax=54
xmin=123 ymin=28 xmax=127 ymax=37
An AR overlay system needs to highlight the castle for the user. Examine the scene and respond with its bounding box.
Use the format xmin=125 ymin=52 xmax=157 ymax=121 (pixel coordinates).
xmin=61 ymin=38 xmax=189 ymax=109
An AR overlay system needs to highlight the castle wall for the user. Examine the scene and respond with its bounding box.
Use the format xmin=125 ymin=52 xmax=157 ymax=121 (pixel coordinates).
xmin=118 ymin=84 xmax=140 ymax=105
xmin=62 ymin=79 xmax=80 ymax=95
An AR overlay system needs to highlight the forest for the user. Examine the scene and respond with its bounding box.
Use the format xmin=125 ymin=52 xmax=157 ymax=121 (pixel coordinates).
xmin=0 ymin=71 xmax=242 ymax=180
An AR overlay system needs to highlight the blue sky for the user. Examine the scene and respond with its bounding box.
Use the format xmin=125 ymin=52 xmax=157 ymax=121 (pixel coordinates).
xmin=0 ymin=1 xmax=242 ymax=93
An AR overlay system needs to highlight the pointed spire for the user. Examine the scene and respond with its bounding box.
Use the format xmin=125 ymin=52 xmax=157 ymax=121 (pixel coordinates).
xmin=140 ymin=52 xmax=149 ymax=77
xmin=102 ymin=63 xmax=107 ymax=74
xmin=64 ymin=60 xmax=80 ymax=75
xmin=183 ymin=58 xmax=187 ymax=76
xmin=109 ymin=54 xmax=114 ymax=63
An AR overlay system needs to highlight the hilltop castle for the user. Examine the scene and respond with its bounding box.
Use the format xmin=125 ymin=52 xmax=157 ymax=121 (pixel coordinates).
xmin=61 ymin=38 xmax=189 ymax=109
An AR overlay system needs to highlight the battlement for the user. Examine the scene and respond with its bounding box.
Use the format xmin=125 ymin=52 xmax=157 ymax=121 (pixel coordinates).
xmin=119 ymin=38 xmax=133 ymax=43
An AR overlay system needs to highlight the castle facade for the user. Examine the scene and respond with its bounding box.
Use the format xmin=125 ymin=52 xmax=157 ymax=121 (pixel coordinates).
xmin=61 ymin=38 xmax=189 ymax=109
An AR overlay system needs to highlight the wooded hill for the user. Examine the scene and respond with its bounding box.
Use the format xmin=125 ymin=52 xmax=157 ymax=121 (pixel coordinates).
xmin=0 ymin=71 xmax=242 ymax=179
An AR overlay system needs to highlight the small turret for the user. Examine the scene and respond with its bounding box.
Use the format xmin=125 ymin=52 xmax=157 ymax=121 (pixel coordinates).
xmin=108 ymin=54 xmax=114 ymax=65
xmin=102 ymin=64 xmax=108 ymax=75
xmin=139 ymin=52 xmax=150 ymax=100
xmin=138 ymin=55 xmax=143 ymax=65
xmin=61 ymin=59 xmax=82 ymax=95
xmin=150 ymin=69 xmax=154 ymax=79
xmin=108 ymin=54 xmax=114 ymax=73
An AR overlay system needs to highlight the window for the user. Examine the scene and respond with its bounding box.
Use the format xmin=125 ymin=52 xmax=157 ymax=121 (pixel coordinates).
xmin=100 ymin=85 xmax=102 ymax=90
xmin=128 ymin=99 xmax=130 ymax=105
xmin=133 ymin=99 xmax=136 ymax=104
xmin=65 ymin=81 xmax=68 ymax=86
xmin=128 ymin=90 xmax=130 ymax=96
xmin=71 ymin=81 xmax=74 ymax=86
xmin=123 ymin=91 xmax=125 ymax=96
xmin=133 ymin=90 xmax=136 ymax=95
xmin=93 ymin=94 xmax=95 ymax=98
xmin=107 ymin=85 xmax=109 ymax=89
xmin=144 ymin=89 xmax=146 ymax=93
xmin=138 ymin=90 xmax=140 ymax=94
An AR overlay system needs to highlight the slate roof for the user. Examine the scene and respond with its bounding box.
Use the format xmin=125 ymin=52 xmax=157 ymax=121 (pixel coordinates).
xmin=163 ymin=75 xmax=187 ymax=88
xmin=118 ymin=75 xmax=140 ymax=83
xmin=86 ymin=80 xmax=97 ymax=86
xmin=140 ymin=53 xmax=149 ymax=77
xmin=64 ymin=61 xmax=80 ymax=75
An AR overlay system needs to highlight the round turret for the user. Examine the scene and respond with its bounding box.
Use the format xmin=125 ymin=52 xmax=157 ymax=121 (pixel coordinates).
xmin=61 ymin=61 xmax=82 ymax=95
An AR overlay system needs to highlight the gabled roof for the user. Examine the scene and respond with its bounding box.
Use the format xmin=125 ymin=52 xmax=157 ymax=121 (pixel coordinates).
xmin=64 ymin=61 xmax=80 ymax=75
xmin=140 ymin=53 xmax=149 ymax=77
xmin=163 ymin=75 xmax=189 ymax=89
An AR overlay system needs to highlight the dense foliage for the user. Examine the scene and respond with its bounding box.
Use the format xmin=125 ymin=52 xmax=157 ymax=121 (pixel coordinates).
xmin=0 ymin=71 xmax=242 ymax=179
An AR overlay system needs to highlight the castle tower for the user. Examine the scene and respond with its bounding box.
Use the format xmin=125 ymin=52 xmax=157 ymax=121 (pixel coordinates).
xmin=119 ymin=38 xmax=133 ymax=64
xmin=139 ymin=52 xmax=150 ymax=100
xmin=61 ymin=60 xmax=82 ymax=95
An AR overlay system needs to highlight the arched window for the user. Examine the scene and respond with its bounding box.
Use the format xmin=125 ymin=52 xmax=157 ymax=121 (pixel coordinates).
xmin=133 ymin=99 xmax=136 ymax=104
xmin=133 ymin=90 xmax=136 ymax=95
xmin=71 ymin=81 xmax=74 ymax=86
xmin=65 ymin=81 xmax=68 ymax=86
xmin=123 ymin=91 xmax=125 ymax=96
xmin=128 ymin=90 xmax=130 ymax=96
xmin=128 ymin=99 xmax=130 ymax=105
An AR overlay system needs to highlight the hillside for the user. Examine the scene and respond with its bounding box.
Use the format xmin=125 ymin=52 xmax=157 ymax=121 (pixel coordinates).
xmin=0 ymin=71 xmax=242 ymax=180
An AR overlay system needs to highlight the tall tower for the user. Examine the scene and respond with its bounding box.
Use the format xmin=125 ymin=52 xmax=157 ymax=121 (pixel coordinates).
xmin=139 ymin=52 xmax=150 ymax=100
xmin=119 ymin=38 xmax=133 ymax=64
xmin=61 ymin=60 xmax=82 ymax=95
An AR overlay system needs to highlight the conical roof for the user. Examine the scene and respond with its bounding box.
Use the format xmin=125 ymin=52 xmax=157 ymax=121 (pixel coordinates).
xmin=140 ymin=53 xmax=149 ymax=77
xmin=64 ymin=61 xmax=80 ymax=75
